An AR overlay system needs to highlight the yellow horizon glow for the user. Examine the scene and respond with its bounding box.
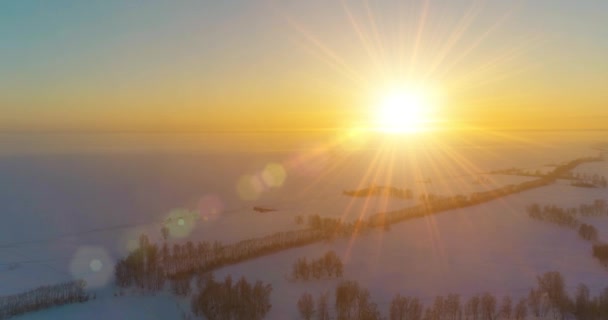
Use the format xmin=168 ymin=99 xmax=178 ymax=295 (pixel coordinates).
xmin=1 ymin=2 xmax=606 ymax=135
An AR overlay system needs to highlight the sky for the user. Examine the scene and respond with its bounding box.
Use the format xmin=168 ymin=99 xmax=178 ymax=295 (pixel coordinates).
xmin=1 ymin=0 xmax=607 ymax=133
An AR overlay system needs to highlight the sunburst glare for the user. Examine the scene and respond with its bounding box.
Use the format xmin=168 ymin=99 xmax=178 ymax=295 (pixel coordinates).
xmin=372 ymin=84 xmax=440 ymax=134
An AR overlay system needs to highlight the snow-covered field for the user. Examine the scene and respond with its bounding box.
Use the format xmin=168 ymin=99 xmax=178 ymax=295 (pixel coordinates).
xmin=0 ymin=132 xmax=606 ymax=319
xmin=214 ymin=178 xmax=608 ymax=318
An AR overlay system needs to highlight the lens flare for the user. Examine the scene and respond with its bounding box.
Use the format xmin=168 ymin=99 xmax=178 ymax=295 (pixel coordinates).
xmin=69 ymin=246 xmax=113 ymax=288
xmin=164 ymin=208 xmax=197 ymax=238
xmin=262 ymin=163 xmax=287 ymax=188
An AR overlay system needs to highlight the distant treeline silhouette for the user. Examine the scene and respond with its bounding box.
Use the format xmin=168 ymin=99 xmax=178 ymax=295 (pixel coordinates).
xmin=0 ymin=280 xmax=89 ymax=319
xmin=489 ymin=165 xmax=607 ymax=189
xmin=489 ymin=167 xmax=546 ymax=177
xmin=343 ymin=186 xmax=413 ymax=199
xmin=298 ymin=271 xmax=608 ymax=320
xmin=368 ymin=156 xmax=602 ymax=228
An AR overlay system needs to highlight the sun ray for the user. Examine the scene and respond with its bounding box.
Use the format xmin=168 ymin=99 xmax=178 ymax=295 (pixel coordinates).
xmin=447 ymin=33 xmax=547 ymax=92
xmin=273 ymin=7 xmax=368 ymax=86
xmin=363 ymin=0 xmax=389 ymax=76
xmin=343 ymin=142 xmax=390 ymax=257
xmin=267 ymin=0 xmax=553 ymax=275
xmin=341 ymin=0 xmax=385 ymax=75
xmin=435 ymin=4 xmax=519 ymax=82
xmin=409 ymin=0 xmax=430 ymax=78
xmin=424 ymin=0 xmax=485 ymax=80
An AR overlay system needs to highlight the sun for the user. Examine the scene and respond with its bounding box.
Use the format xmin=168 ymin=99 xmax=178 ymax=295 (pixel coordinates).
xmin=373 ymin=87 xmax=436 ymax=134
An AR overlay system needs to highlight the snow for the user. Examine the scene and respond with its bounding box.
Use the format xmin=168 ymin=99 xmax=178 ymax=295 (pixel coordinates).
xmin=12 ymin=292 xmax=187 ymax=320
xmin=212 ymin=181 xmax=608 ymax=318
xmin=0 ymin=132 xmax=607 ymax=318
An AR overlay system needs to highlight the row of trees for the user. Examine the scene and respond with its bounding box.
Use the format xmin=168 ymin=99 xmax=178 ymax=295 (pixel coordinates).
xmin=114 ymin=228 xmax=333 ymax=289
xmin=579 ymin=223 xmax=599 ymax=242
xmin=298 ymin=281 xmax=382 ymax=320
xmin=372 ymin=157 xmax=601 ymax=228
xmin=297 ymin=271 xmax=608 ymax=320
xmin=489 ymin=167 xmax=545 ymax=177
xmin=191 ymin=275 xmax=272 ymax=320
xmin=527 ymin=201 xmax=608 ymax=268
xmin=567 ymin=173 xmax=608 ymax=188
xmin=578 ymin=200 xmax=608 ymax=216
xmin=0 ymin=280 xmax=89 ymax=319
xmin=292 ymin=251 xmax=344 ymax=281
xmin=114 ymin=157 xmax=602 ymax=292
xmin=116 ymin=158 xmax=601 ymax=290
xmin=528 ymin=200 xmax=608 ymax=218
xmin=527 ymin=202 xmax=604 ymax=243
xmin=527 ymin=204 xmax=581 ymax=228
xmin=343 ymin=186 xmax=414 ymax=200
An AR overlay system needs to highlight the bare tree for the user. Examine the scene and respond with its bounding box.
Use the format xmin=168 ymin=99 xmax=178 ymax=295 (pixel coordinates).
xmin=480 ymin=293 xmax=496 ymax=320
xmin=513 ymin=299 xmax=527 ymax=320
xmin=527 ymin=289 xmax=542 ymax=318
xmin=298 ymin=292 xmax=315 ymax=320
xmin=336 ymin=281 xmax=359 ymax=320
xmin=445 ymin=294 xmax=461 ymax=320
xmin=407 ymin=297 xmax=424 ymax=320
xmin=499 ymin=296 xmax=512 ymax=319
xmin=574 ymin=284 xmax=591 ymax=320
xmin=317 ymin=292 xmax=330 ymax=320
xmin=161 ymin=226 xmax=169 ymax=241
xmin=465 ymin=295 xmax=480 ymax=320
xmin=390 ymin=294 xmax=408 ymax=320
xmin=537 ymin=271 xmax=570 ymax=319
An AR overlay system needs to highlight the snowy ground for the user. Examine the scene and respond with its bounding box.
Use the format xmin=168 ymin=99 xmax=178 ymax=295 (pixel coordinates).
xmin=212 ymin=179 xmax=608 ymax=318
xmin=1 ymin=132 xmax=606 ymax=319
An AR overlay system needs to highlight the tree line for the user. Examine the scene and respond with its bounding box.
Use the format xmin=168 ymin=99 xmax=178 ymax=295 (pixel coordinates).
xmin=489 ymin=165 xmax=608 ymax=190
xmin=191 ymin=274 xmax=272 ymax=320
xmin=115 ymin=228 xmax=339 ymax=291
xmin=298 ymin=281 xmax=382 ymax=320
xmin=114 ymin=157 xmax=601 ymax=293
xmin=298 ymin=271 xmax=608 ymax=320
xmin=527 ymin=199 xmax=608 ymax=219
xmin=343 ymin=186 xmax=414 ymax=200
xmin=566 ymin=173 xmax=607 ymax=188
xmin=579 ymin=200 xmax=608 ymax=216
xmin=526 ymin=201 xmax=606 ymax=241
xmin=488 ymin=167 xmax=545 ymax=177
xmin=292 ymin=251 xmax=344 ymax=281
xmin=371 ymin=156 xmax=601 ymax=229
xmin=526 ymin=203 xmax=581 ymax=228
xmin=526 ymin=200 xmax=608 ymax=268
xmin=116 ymin=215 xmax=377 ymax=291
xmin=0 ymin=280 xmax=89 ymax=319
